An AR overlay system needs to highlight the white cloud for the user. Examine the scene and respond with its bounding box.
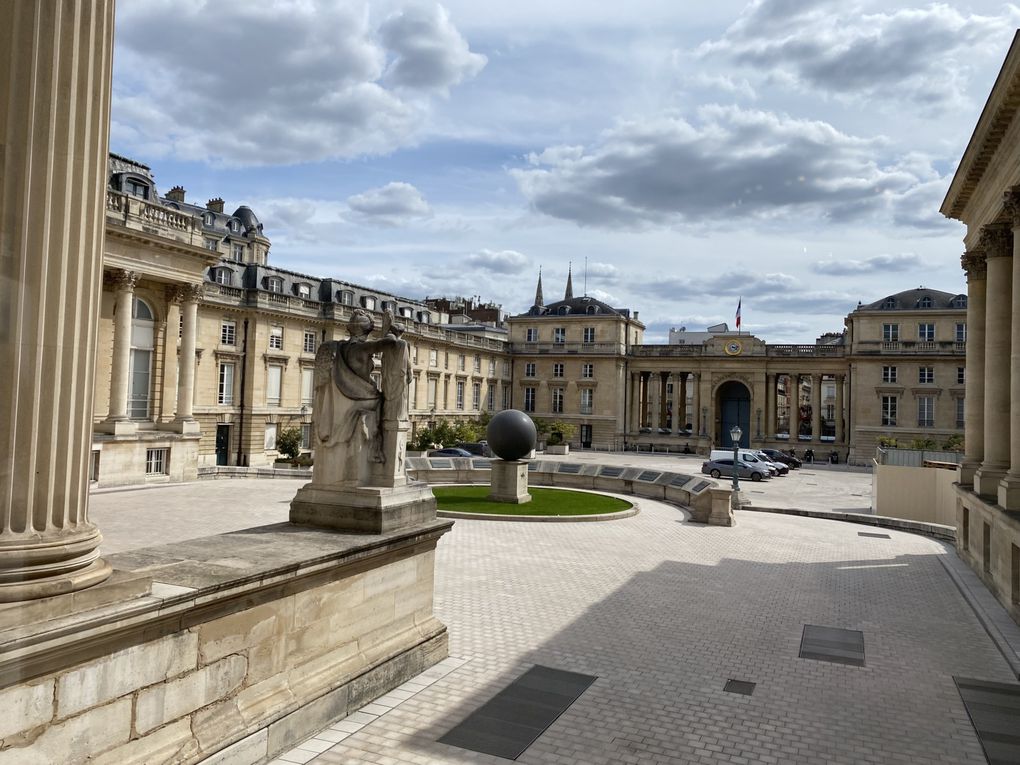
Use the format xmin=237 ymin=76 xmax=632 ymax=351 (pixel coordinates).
xmin=512 ymin=105 xmax=929 ymax=229
xmin=346 ymin=182 xmax=433 ymax=225
xmin=112 ymin=1 xmax=484 ymax=165
xmin=466 ymin=249 xmax=530 ymax=273
xmin=699 ymin=0 xmax=1020 ymax=108
xmin=812 ymin=252 xmax=922 ymax=275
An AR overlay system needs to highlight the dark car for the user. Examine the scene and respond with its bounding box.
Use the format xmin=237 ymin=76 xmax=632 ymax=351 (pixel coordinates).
xmin=455 ymin=441 xmax=491 ymax=457
xmin=760 ymin=448 xmax=802 ymax=469
xmin=428 ymin=447 xmax=474 ymax=457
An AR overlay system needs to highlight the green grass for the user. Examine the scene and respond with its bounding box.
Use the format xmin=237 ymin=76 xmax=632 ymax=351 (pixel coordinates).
xmin=432 ymin=485 xmax=632 ymax=516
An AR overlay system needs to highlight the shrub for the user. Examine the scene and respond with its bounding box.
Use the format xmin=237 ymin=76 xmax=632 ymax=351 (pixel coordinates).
xmin=276 ymin=427 xmax=302 ymax=460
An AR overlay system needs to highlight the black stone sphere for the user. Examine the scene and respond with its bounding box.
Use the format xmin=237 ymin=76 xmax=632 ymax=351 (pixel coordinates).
xmin=486 ymin=409 xmax=537 ymax=461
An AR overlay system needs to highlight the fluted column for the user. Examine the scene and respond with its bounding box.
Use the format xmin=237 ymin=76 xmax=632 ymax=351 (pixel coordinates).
xmin=659 ymin=372 xmax=669 ymax=430
xmin=977 ymin=224 xmax=1012 ymax=498
xmin=1001 ymin=190 xmax=1020 ymax=508
xmin=791 ymin=374 xmax=802 ymax=440
xmin=766 ymin=373 xmax=776 ymax=438
xmin=172 ymin=284 xmax=202 ymax=434
xmin=650 ymin=374 xmax=661 ymax=429
xmin=0 ymin=0 xmax=115 ymax=600
xmin=100 ymin=269 xmax=139 ymax=433
xmin=629 ymin=372 xmax=640 ymax=431
xmin=835 ymin=375 xmax=845 ymax=445
xmin=810 ymin=375 xmax=822 ymax=442
xmin=670 ymin=374 xmax=681 ymax=432
xmin=640 ymin=372 xmax=650 ymax=428
xmin=678 ymin=373 xmax=688 ymax=430
xmin=691 ymin=373 xmax=702 ymax=435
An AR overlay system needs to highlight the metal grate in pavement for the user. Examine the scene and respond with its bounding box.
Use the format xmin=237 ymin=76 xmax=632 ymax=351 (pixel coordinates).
xmin=438 ymin=665 xmax=597 ymax=760
xmin=723 ymin=679 xmax=756 ymax=696
xmin=954 ymin=676 xmax=1020 ymax=765
xmin=799 ymin=625 xmax=865 ymax=667
xmin=858 ymin=531 xmax=891 ymax=539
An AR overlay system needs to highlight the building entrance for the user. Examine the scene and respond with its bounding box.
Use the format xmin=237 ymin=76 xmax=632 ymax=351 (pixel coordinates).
xmin=717 ymin=381 xmax=751 ymax=448
xmin=215 ymin=424 xmax=230 ymax=466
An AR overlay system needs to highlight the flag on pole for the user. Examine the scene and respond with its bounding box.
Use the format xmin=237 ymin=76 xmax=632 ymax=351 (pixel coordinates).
xmin=736 ymin=298 xmax=742 ymax=331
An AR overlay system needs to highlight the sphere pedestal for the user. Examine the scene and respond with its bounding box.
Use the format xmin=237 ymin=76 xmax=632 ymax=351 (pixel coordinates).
xmin=487 ymin=460 xmax=532 ymax=504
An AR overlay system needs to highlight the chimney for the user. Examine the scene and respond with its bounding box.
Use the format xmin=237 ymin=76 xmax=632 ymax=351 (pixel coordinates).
xmin=166 ymin=185 xmax=186 ymax=203
xmin=206 ymin=197 xmax=225 ymax=213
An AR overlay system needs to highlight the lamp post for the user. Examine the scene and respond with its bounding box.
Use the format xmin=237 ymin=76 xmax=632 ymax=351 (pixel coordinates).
xmin=730 ymin=424 xmax=742 ymax=497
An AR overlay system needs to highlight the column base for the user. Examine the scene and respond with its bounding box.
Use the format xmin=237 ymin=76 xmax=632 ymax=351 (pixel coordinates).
xmin=0 ymin=558 xmax=111 ymax=603
xmin=166 ymin=417 xmax=200 ymax=436
xmin=488 ymin=460 xmax=531 ymax=504
xmin=289 ymin=481 xmax=437 ymax=533
xmin=975 ymin=464 xmax=1007 ymax=499
xmin=95 ymin=418 xmax=137 ymax=436
xmin=0 ymin=524 xmax=112 ymax=603
xmin=999 ymin=473 xmax=1020 ymax=511
xmin=959 ymin=460 xmax=980 ymax=487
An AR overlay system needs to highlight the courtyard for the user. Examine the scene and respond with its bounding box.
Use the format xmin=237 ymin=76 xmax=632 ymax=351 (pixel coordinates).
xmin=89 ymin=458 xmax=1018 ymax=764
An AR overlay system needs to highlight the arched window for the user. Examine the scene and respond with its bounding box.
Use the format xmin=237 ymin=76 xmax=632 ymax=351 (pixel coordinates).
xmin=951 ymin=295 xmax=968 ymax=309
xmin=361 ymin=295 xmax=377 ymax=310
xmin=586 ymin=305 xmax=599 ymax=315
xmin=417 ymin=311 xmax=430 ymax=323
xmin=204 ymin=212 xmax=214 ymax=226
xmin=129 ymin=297 xmax=155 ymax=419
xmin=558 ymin=305 xmax=570 ymax=315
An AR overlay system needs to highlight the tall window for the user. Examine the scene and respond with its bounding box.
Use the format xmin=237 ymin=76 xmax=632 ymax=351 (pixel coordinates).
xmin=129 ymin=297 xmax=154 ymax=419
xmin=218 ymin=363 xmax=235 ymax=405
xmin=883 ymin=323 xmax=899 ymax=342
xmin=956 ymin=323 xmax=967 ymax=342
xmin=918 ymin=395 xmax=935 ymax=427
xmin=340 ymin=291 xmax=354 ymax=306
xmin=580 ymin=388 xmax=594 ymax=414
xmin=301 ymin=423 xmax=312 ymax=450
xmin=524 ymin=387 xmax=536 ymax=412
xmin=145 ymin=448 xmax=168 ymax=475
xmin=361 ymin=295 xmax=376 ymax=310
xmin=583 ymin=327 xmax=596 ymax=343
xmin=269 ymin=325 xmax=283 ymax=350
xmin=473 ymin=354 xmax=481 ymax=372
xmin=267 ymin=365 xmax=283 ymax=407
xmin=583 ymin=363 xmax=594 ymax=379
xmin=553 ymin=362 xmax=564 ymax=378
xmin=472 ymin=382 xmax=481 ymax=410
xmin=881 ymin=395 xmax=897 ymax=426
xmin=303 ymin=330 xmax=316 ymax=354
xmin=503 ymin=361 xmax=511 ymax=376
xmin=301 ymin=368 xmax=314 ymax=406
xmin=525 ymin=362 xmax=536 ymax=377
xmin=918 ymin=323 xmax=935 ymax=341
xmin=486 ymin=385 xmax=495 ymax=411
xmin=221 ymin=320 xmax=236 ymax=346
xmin=205 ymin=238 xmax=219 ymax=252
xmin=956 ymin=397 xmax=965 ymax=428
xmin=264 ymin=423 xmax=277 ymax=451
xmin=526 ymin=328 xmax=538 ymax=342
xmin=429 ymin=349 xmax=438 ymax=367
xmin=214 ymin=268 xmax=231 ymax=285
xmin=552 ymin=387 xmax=564 ymax=413
xmin=553 ymin=327 xmax=566 ymax=344
xmin=297 ymin=284 xmax=311 ymax=298
xmin=957 ymin=367 xmax=965 ymax=385
xmin=456 ymin=381 xmax=465 ymax=410
xmin=918 ymin=367 xmax=934 ymax=384
xmin=488 ymin=359 xmax=496 ymax=376
xmin=502 ymin=386 xmax=511 ymax=410
xmin=233 ymin=244 xmax=245 ymax=261
xmin=882 ymin=366 xmax=897 ymax=383
xmin=458 ymin=354 xmax=466 ymax=371
xmin=427 ymin=378 xmax=437 ymax=409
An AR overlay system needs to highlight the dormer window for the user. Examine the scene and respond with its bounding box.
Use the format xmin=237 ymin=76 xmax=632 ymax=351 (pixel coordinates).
xmin=418 ymin=311 xmax=430 ymax=323
xmin=882 ymin=298 xmax=896 ymax=309
xmin=125 ymin=178 xmax=149 ymax=199
xmin=586 ymin=305 xmax=599 ymax=314
xmin=361 ymin=295 xmax=376 ymax=310
xmin=267 ymin=277 xmax=284 ymax=293
xmin=918 ymin=296 xmax=933 ymax=309
xmin=339 ymin=290 xmax=354 ymax=306
xmin=204 ymin=213 xmax=214 ymax=226
xmin=558 ymin=306 xmax=570 ymax=315
xmin=295 ymin=283 xmax=311 ymax=298
xmin=213 ymin=268 xmax=231 ymax=285
xmin=399 ymin=306 xmax=413 ymax=318
xmin=381 ymin=300 xmax=395 ymax=313
xmin=951 ymin=295 xmax=967 ymax=309
xmin=228 ymin=219 xmax=240 ymax=233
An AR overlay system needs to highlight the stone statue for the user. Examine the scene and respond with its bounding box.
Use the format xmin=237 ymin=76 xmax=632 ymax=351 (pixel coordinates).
xmin=312 ymin=309 xmax=411 ymax=487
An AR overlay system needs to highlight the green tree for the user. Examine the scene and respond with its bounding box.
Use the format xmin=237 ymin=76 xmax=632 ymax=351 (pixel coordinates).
xmin=276 ymin=427 xmax=302 ymax=460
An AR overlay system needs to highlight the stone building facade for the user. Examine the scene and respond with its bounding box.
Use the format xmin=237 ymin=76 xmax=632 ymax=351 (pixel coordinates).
xmin=941 ymin=29 xmax=1020 ymax=623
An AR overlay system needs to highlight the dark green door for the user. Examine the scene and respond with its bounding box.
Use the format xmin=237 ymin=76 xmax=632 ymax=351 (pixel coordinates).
xmin=718 ymin=381 xmax=751 ymax=448
xmin=215 ymin=424 xmax=230 ymax=466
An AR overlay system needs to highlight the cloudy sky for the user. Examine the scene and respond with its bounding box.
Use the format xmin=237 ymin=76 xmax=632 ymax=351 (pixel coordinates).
xmin=111 ymin=0 xmax=1019 ymax=342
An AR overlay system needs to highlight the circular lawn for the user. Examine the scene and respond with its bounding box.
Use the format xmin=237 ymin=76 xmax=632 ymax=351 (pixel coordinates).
xmin=432 ymin=485 xmax=632 ymax=518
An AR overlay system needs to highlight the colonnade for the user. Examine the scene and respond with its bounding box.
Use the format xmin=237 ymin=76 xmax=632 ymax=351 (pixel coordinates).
xmin=963 ymin=198 xmax=1020 ymax=509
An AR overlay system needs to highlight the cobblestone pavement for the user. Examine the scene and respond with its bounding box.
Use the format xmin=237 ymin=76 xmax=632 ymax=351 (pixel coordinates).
xmin=89 ymin=466 xmax=1008 ymax=764
xmin=267 ymin=498 xmax=1011 ymax=764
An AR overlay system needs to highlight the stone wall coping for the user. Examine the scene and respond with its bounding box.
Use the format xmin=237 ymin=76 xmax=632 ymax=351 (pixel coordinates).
xmin=743 ymin=505 xmax=955 ymax=542
xmin=0 ymin=519 xmax=453 ymax=689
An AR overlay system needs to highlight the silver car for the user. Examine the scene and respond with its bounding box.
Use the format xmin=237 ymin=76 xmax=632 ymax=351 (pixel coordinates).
xmin=701 ymin=458 xmax=768 ymax=482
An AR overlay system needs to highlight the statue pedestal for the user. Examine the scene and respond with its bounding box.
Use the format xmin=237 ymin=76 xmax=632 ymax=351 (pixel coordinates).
xmin=488 ymin=460 xmax=532 ymax=504
xmin=290 ymin=481 xmax=437 ymax=533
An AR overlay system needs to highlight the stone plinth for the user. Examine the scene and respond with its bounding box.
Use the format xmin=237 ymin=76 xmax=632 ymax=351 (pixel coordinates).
xmin=488 ymin=460 xmax=532 ymax=504
xmin=290 ymin=481 xmax=437 ymax=533
xmin=709 ymin=488 xmax=737 ymax=526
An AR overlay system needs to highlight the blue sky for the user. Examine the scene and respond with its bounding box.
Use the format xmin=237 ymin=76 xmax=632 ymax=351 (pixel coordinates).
xmin=110 ymin=0 xmax=1020 ymax=341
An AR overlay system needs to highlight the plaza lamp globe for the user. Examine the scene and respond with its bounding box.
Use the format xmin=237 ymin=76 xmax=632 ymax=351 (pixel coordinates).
xmin=729 ymin=425 xmax=742 ymax=494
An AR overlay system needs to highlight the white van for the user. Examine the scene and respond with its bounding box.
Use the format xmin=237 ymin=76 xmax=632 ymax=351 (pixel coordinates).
xmin=709 ymin=448 xmax=775 ymax=477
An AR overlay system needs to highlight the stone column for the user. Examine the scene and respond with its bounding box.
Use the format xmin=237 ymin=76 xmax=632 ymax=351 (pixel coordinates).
xmin=790 ymin=374 xmax=801 ymax=440
xmin=99 ymin=269 xmax=139 ymax=434
xmin=678 ymin=373 xmax=688 ymax=430
xmin=0 ymin=0 xmax=115 ymax=600
xmin=659 ymin=372 xmax=669 ymax=430
xmin=811 ymin=375 xmax=822 ymax=442
xmin=960 ymin=250 xmax=987 ymax=485
xmin=629 ymin=372 xmax=640 ymax=432
xmin=172 ymin=284 xmax=202 ymax=434
xmin=640 ymin=371 xmax=650 ymax=428
xmin=1001 ymin=191 xmax=1020 ymax=508
xmin=977 ymin=224 xmax=1012 ymax=498
xmin=766 ymin=373 xmax=776 ymax=438
xmin=691 ymin=373 xmax=702 ymax=435
xmin=835 ymin=374 xmax=845 ymax=445
xmin=671 ymin=374 xmax=681 ymax=432
xmin=649 ymin=374 xmax=661 ymax=429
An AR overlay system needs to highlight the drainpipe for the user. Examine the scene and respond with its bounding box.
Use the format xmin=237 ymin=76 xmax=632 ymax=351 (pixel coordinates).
xmin=236 ymin=318 xmax=249 ymax=466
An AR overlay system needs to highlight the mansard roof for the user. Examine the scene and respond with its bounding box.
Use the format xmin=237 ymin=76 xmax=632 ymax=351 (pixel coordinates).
xmin=859 ymin=288 xmax=966 ymax=311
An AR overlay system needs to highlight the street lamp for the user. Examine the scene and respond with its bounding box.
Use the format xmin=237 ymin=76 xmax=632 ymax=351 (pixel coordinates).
xmin=730 ymin=424 xmax=742 ymax=495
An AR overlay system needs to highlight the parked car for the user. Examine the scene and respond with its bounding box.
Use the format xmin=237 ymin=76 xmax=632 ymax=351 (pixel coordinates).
xmin=760 ymin=448 xmax=802 ymax=469
xmin=751 ymin=450 xmax=789 ymax=475
xmin=455 ymin=441 xmax=491 ymax=457
xmin=709 ymin=448 xmax=774 ymax=477
xmin=701 ymin=458 xmax=767 ymax=482
xmin=427 ymin=447 xmax=474 ymax=457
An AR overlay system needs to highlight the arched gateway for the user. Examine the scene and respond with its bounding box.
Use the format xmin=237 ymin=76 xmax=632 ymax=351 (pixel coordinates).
xmin=716 ymin=380 xmax=751 ymax=448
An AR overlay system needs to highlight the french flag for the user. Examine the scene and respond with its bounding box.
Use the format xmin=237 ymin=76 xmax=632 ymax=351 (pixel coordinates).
xmin=736 ymin=298 xmax=742 ymax=331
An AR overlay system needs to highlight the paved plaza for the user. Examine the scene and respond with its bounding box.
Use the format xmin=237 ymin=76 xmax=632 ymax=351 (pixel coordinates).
xmin=89 ymin=457 xmax=1017 ymax=764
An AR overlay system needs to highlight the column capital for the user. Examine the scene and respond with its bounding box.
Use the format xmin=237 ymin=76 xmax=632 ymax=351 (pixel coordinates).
xmin=979 ymin=223 xmax=1012 ymax=259
xmin=165 ymin=283 xmax=203 ymax=304
xmin=105 ymin=268 xmax=139 ymax=291
xmin=1003 ymin=185 xmax=1020 ymax=228
xmin=961 ymin=249 xmax=987 ymax=280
